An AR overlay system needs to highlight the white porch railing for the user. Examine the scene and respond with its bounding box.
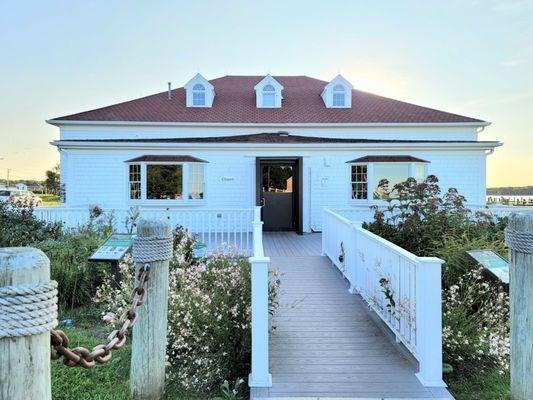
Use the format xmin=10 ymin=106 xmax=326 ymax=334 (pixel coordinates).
xmin=33 ymin=206 xmax=254 ymax=253
xmin=322 ymin=208 xmax=446 ymax=387
xmin=248 ymin=206 xmax=272 ymax=392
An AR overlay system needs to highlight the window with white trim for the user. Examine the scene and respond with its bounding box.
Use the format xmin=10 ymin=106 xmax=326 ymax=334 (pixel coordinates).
xmin=147 ymin=164 xmax=183 ymax=200
xmin=262 ymin=84 xmax=276 ymax=107
xmin=129 ymin=164 xmax=141 ymax=200
xmin=349 ymin=161 xmax=428 ymax=201
xmin=351 ymin=165 xmax=368 ymax=200
xmin=127 ymin=162 xmax=206 ymax=203
xmin=373 ymin=163 xmax=410 ymax=200
xmin=188 ymin=163 xmax=205 ymax=200
xmin=192 ymin=84 xmax=206 ymax=106
xmin=332 ymin=84 xmax=346 ymax=107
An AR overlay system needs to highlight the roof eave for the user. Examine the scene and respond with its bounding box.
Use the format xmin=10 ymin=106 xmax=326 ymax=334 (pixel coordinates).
xmin=46 ymin=119 xmax=491 ymax=128
xmin=51 ymin=139 xmax=502 ymax=150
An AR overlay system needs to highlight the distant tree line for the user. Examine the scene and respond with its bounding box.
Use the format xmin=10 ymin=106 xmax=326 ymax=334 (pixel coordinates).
xmin=1 ymin=164 xmax=60 ymax=195
xmin=487 ymin=186 xmax=533 ymax=196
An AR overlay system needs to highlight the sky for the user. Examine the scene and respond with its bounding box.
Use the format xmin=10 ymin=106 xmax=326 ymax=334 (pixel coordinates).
xmin=0 ymin=0 xmax=532 ymax=187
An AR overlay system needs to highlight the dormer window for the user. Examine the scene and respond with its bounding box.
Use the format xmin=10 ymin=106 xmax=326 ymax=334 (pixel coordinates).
xmin=254 ymin=75 xmax=284 ymax=108
xmin=332 ymin=85 xmax=346 ymax=107
xmin=322 ymin=74 xmax=353 ymax=108
xmin=184 ymin=73 xmax=215 ymax=107
xmin=262 ymin=85 xmax=276 ymax=107
xmin=192 ymin=84 xmax=206 ymax=106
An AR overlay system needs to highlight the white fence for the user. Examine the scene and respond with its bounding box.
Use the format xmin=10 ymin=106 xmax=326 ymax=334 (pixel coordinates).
xmin=33 ymin=206 xmax=254 ymax=253
xmin=322 ymin=208 xmax=445 ymax=387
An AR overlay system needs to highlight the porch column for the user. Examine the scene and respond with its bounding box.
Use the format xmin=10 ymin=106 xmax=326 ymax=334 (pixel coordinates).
xmin=249 ymin=206 xmax=272 ymax=393
xmin=415 ymin=256 xmax=446 ymax=387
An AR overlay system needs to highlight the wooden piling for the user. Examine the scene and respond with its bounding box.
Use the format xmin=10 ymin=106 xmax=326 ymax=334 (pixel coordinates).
xmin=130 ymin=219 xmax=172 ymax=400
xmin=508 ymin=212 xmax=533 ymax=400
xmin=0 ymin=248 xmax=53 ymax=400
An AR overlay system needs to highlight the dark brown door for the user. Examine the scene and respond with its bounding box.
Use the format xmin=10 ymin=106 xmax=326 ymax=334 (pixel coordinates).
xmin=261 ymin=163 xmax=295 ymax=230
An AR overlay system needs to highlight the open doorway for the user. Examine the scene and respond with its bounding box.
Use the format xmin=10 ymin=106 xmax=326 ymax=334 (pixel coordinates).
xmin=256 ymin=157 xmax=302 ymax=233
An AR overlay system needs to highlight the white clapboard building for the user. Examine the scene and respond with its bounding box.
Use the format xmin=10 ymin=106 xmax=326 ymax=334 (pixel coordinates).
xmin=47 ymin=74 xmax=500 ymax=233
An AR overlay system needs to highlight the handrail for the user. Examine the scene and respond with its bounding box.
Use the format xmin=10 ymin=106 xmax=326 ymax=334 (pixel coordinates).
xmin=322 ymin=207 xmax=445 ymax=387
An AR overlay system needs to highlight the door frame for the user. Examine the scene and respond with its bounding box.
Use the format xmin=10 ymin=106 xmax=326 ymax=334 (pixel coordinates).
xmin=256 ymin=157 xmax=303 ymax=234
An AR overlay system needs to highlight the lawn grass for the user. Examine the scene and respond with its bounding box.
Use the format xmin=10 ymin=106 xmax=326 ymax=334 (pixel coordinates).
xmin=41 ymin=194 xmax=60 ymax=206
xmin=53 ymin=307 xmax=510 ymax=400
xmin=52 ymin=306 xmax=205 ymax=400
xmin=447 ymin=370 xmax=510 ymax=400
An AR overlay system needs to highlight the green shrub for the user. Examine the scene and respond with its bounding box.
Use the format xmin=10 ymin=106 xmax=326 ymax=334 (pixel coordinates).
xmin=435 ymin=232 xmax=507 ymax=289
xmin=96 ymin=227 xmax=280 ymax=394
xmin=0 ymin=201 xmax=62 ymax=247
xmin=364 ymin=175 xmax=505 ymax=256
xmin=36 ymin=233 xmax=106 ymax=310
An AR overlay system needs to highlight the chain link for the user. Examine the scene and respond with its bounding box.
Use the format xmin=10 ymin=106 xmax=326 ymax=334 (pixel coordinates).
xmin=50 ymin=264 xmax=151 ymax=368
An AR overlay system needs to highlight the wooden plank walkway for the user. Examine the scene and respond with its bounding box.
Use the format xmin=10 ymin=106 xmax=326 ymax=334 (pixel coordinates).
xmin=263 ymin=232 xmax=452 ymax=399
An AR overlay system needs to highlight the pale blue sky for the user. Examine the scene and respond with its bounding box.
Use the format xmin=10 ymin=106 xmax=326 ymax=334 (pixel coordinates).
xmin=0 ymin=0 xmax=531 ymax=186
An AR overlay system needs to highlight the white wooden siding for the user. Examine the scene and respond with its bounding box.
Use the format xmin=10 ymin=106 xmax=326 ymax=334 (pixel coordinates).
xmin=61 ymin=147 xmax=488 ymax=232
xmin=58 ymin=123 xmax=481 ymax=141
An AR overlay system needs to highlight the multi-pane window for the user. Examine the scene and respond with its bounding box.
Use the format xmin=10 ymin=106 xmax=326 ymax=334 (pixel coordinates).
xmin=350 ymin=161 xmax=427 ymax=201
xmin=146 ymin=165 xmax=183 ymax=200
xmin=192 ymin=84 xmax=206 ymax=106
xmin=128 ymin=162 xmax=207 ymax=202
xmin=332 ymin=84 xmax=345 ymax=107
xmin=262 ymin=84 xmax=276 ymax=107
xmin=188 ymin=164 xmax=205 ymax=199
xmin=129 ymin=164 xmax=141 ymax=199
xmin=351 ymin=165 xmax=368 ymax=200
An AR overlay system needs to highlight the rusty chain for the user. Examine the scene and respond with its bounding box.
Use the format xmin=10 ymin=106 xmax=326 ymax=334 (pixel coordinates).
xmin=50 ymin=264 xmax=151 ymax=368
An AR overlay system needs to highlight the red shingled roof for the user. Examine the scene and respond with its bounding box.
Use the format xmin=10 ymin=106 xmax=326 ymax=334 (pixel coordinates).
xmin=51 ymin=75 xmax=485 ymax=124
xmin=124 ymin=155 xmax=208 ymax=163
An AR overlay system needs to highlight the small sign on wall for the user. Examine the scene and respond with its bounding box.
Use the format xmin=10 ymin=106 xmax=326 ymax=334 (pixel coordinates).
xmin=221 ymin=177 xmax=235 ymax=182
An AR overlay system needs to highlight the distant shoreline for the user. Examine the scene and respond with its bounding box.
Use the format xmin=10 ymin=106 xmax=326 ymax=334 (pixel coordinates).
xmin=487 ymin=186 xmax=533 ymax=196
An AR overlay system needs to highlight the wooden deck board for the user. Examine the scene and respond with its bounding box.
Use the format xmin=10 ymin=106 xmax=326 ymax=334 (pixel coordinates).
xmin=262 ymin=232 xmax=452 ymax=399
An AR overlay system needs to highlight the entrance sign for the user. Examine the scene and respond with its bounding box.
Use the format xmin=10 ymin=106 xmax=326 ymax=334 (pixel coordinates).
xmin=466 ymin=249 xmax=509 ymax=284
xmin=90 ymin=233 xmax=136 ymax=262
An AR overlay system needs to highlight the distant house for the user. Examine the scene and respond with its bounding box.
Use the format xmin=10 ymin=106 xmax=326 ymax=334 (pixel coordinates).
xmin=15 ymin=183 xmax=27 ymax=191
xmin=27 ymin=183 xmax=43 ymax=193
xmin=47 ymin=74 xmax=501 ymax=232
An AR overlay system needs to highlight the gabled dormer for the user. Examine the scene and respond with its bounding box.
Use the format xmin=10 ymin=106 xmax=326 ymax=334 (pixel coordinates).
xmin=254 ymin=75 xmax=283 ymax=108
xmin=184 ymin=73 xmax=215 ymax=107
xmin=321 ymin=74 xmax=353 ymax=108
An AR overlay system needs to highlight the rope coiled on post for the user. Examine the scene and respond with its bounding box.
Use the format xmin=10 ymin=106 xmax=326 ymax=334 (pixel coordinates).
xmin=505 ymin=227 xmax=533 ymax=254
xmin=132 ymin=234 xmax=174 ymax=263
xmin=0 ymin=281 xmax=58 ymax=338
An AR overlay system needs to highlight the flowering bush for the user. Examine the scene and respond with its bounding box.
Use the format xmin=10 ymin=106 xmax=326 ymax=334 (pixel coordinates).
xmin=365 ymin=176 xmax=510 ymax=377
xmin=96 ymin=228 xmax=280 ymax=393
xmin=364 ymin=175 xmax=505 ymax=256
xmin=442 ymin=265 xmax=509 ymax=374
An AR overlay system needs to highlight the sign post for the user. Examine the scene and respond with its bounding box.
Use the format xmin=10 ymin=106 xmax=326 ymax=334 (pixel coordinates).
xmin=90 ymin=233 xmax=136 ymax=286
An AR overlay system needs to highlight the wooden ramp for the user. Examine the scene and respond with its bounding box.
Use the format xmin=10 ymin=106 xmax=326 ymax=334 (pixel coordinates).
xmin=263 ymin=232 xmax=452 ymax=399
